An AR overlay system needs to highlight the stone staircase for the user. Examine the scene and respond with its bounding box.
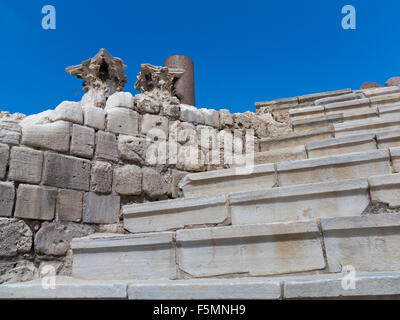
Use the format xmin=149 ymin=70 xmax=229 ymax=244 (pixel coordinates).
xmin=4 ymin=85 xmax=400 ymax=299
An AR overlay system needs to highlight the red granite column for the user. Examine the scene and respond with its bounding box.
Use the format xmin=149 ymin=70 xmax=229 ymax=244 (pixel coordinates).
xmin=164 ymin=55 xmax=195 ymax=106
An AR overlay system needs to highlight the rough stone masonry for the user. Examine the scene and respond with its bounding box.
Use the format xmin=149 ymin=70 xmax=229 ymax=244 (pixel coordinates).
xmin=0 ymin=49 xmax=290 ymax=284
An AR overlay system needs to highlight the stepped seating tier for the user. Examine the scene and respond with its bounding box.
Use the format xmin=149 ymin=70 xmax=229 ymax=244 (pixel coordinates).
xmin=5 ymin=86 xmax=400 ymax=300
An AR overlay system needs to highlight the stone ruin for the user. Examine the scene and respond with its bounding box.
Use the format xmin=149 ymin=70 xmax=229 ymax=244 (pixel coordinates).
xmin=2 ymin=49 xmax=400 ymax=299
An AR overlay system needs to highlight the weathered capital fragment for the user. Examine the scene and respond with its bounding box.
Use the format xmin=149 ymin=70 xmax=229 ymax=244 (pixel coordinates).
xmin=133 ymin=64 xmax=184 ymax=116
xmin=66 ymin=49 xmax=127 ymax=108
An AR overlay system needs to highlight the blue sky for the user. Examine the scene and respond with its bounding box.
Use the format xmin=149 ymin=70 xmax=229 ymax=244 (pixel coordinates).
xmin=1 ymin=0 xmax=399 ymax=115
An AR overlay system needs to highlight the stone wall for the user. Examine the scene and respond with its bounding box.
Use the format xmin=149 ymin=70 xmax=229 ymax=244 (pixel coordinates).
xmin=0 ymin=88 xmax=290 ymax=283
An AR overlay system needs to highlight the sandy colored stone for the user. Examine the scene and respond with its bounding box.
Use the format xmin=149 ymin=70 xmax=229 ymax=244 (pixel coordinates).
xmin=21 ymin=121 xmax=70 ymax=152
xmin=95 ymin=131 xmax=119 ymax=162
xmin=57 ymin=189 xmax=84 ymax=222
xmin=0 ymin=218 xmax=32 ymax=257
xmin=42 ymin=152 xmax=91 ymax=191
xmin=0 ymin=182 xmax=15 ymax=217
xmin=83 ymin=193 xmax=120 ymax=224
xmin=70 ymin=124 xmax=95 ymax=159
xmin=14 ymin=184 xmax=57 ymax=221
xmin=8 ymin=146 xmax=43 ymax=184
xmin=0 ymin=143 xmax=9 ymax=179
xmin=82 ymin=104 xmax=105 ymax=130
xmin=90 ymin=161 xmax=113 ymax=194
xmin=113 ymin=165 xmax=142 ymax=195
xmin=106 ymin=107 xmax=139 ymax=136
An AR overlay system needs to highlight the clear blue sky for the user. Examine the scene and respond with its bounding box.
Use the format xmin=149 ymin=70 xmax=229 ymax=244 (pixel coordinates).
xmin=1 ymin=0 xmax=399 ymax=115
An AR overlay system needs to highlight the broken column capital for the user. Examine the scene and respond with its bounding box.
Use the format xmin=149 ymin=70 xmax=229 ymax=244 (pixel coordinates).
xmin=134 ymin=64 xmax=184 ymax=98
xmin=133 ymin=64 xmax=185 ymax=116
xmin=66 ymin=49 xmax=127 ymax=108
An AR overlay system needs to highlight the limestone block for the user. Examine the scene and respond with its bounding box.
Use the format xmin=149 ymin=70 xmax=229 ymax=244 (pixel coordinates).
xmin=219 ymin=109 xmax=233 ymax=127
xmin=19 ymin=110 xmax=52 ymax=127
xmin=277 ymin=150 xmax=390 ymax=186
xmin=370 ymin=93 xmax=400 ymax=106
xmin=180 ymin=104 xmax=204 ymax=124
xmin=230 ymin=179 xmax=369 ymax=225
xmin=70 ymin=124 xmax=95 ymax=159
xmin=141 ymin=114 xmax=168 ymax=139
xmin=341 ymin=106 xmax=379 ymax=121
xmin=0 ymin=182 xmax=15 ymax=217
xmin=0 ymin=277 xmax=128 ymax=299
xmin=0 ymin=218 xmax=32 ymax=257
xmin=324 ymin=98 xmax=371 ymax=115
xmin=361 ymin=86 xmax=400 ymax=98
xmin=113 ymin=165 xmax=142 ymax=195
xmin=307 ymin=133 xmax=377 ymax=158
xmin=297 ymin=88 xmax=351 ymax=104
xmin=90 ymin=161 xmax=113 ymax=194
xmin=57 ymin=189 xmax=84 ymax=222
xmin=42 ymin=153 xmax=91 ymax=191
xmin=8 ymin=147 xmax=43 ymax=184
xmin=180 ymin=164 xmax=276 ymax=197
xmin=376 ymin=130 xmax=400 ymax=149
xmin=289 ymin=105 xmax=324 ymax=122
xmin=321 ymin=213 xmax=400 ymax=272
xmin=0 ymin=143 xmax=9 ymax=179
xmin=259 ymin=127 xmax=333 ymax=151
xmin=71 ymin=232 xmax=176 ymax=280
xmin=334 ymin=117 xmax=400 ymax=137
xmin=95 ymin=131 xmax=119 ymax=162
xmin=128 ymin=278 xmax=281 ymax=300
xmin=254 ymin=145 xmax=307 ymax=165
xmin=293 ymin=114 xmax=342 ymax=132
xmin=117 ymin=135 xmax=152 ymax=165
xmin=106 ymin=108 xmax=139 ymax=136
xmin=14 ymin=184 xmax=57 ymax=221
xmin=200 ymin=108 xmax=220 ymax=128
xmin=314 ymin=92 xmax=362 ymax=106
xmin=142 ymin=167 xmax=169 ymax=199
xmin=35 ymin=221 xmax=94 ymax=256
xmin=82 ymin=105 xmax=106 ymax=130
xmin=377 ymin=104 xmax=400 ymax=119
xmin=123 ymin=194 xmax=227 ymax=233
xmin=105 ymin=92 xmax=134 ymax=110
xmin=176 ymin=220 xmax=325 ymax=277
xmin=171 ymin=169 xmax=189 ymax=198
xmin=49 ymin=101 xmax=83 ymax=124
xmin=177 ymin=145 xmax=206 ymax=172
xmin=83 ymin=193 xmax=120 ymax=224
xmin=391 ymin=147 xmax=400 ymax=172
xmin=368 ymin=173 xmax=400 ymax=208
xmin=284 ymin=272 xmax=400 ymax=299
xmin=21 ymin=121 xmax=70 ymax=152
xmin=0 ymin=119 xmax=21 ymax=145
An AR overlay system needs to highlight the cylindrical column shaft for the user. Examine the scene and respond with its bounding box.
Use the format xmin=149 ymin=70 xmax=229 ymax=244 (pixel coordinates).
xmin=164 ymin=55 xmax=195 ymax=106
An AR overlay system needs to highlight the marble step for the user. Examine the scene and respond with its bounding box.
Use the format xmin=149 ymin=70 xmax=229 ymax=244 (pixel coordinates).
xmin=123 ymin=193 xmax=228 ymax=233
xmin=229 ymin=179 xmax=370 ymax=225
xmin=292 ymin=114 xmax=342 ymax=132
xmin=71 ymin=232 xmax=177 ymax=281
xmin=181 ymin=150 xmax=390 ymax=197
xmin=259 ymin=127 xmax=334 ymax=152
xmin=360 ymin=85 xmax=400 ymax=98
xmin=324 ymin=98 xmax=371 ymax=115
xmin=314 ymin=92 xmax=363 ymax=106
xmin=71 ymin=220 xmax=325 ymax=280
xmin=306 ymin=133 xmax=377 ymax=158
xmin=179 ymin=163 xmax=276 ymax=198
xmin=276 ymin=149 xmax=391 ymax=187
xmin=3 ymin=271 xmax=400 ymax=300
xmin=74 ymin=213 xmax=400 ymax=280
xmin=334 ymin=116 xmax=400 ymax=137
xmin=378 ymin=103 xmax=400 ymax=119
